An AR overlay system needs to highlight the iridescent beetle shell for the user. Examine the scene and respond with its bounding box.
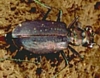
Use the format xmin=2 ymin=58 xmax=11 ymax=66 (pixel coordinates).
xmin=12 ymin=20 xmax=68 ymax=54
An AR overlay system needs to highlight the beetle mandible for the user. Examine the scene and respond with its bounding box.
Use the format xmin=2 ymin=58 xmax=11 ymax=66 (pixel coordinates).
xmin=0 ymin=0 xmax=95 ymax=65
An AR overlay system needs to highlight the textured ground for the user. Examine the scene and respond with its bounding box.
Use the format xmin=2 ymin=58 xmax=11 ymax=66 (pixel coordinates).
xmin=0 ymin=0 xmax=100 ymax=78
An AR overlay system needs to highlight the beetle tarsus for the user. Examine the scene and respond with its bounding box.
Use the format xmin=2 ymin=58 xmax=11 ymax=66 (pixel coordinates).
xmin=33 ymin=0 xmax=51 ymax=9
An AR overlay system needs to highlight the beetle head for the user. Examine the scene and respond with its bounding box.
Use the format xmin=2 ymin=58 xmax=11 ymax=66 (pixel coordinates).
xmin=82 ymin=26 xmax=95 ymax=48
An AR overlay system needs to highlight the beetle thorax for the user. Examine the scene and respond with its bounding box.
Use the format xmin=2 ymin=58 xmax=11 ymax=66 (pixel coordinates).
xmin=68 ymin=26 xmax=94 ymax=47
xmin=68 ymin=27 xmax=83 ymax=46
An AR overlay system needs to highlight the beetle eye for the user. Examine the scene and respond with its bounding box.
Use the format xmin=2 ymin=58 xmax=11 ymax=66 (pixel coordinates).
xmin=85 ymin=26 xmax=94 ymax=35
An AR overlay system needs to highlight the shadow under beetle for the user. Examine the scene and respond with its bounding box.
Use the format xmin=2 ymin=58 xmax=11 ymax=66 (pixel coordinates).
xmin=0 ymin=0 xmax=95 ymax=65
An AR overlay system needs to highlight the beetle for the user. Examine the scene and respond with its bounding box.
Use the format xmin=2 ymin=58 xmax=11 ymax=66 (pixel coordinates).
xmin=0 ymin=0 xmax=95 ymax=65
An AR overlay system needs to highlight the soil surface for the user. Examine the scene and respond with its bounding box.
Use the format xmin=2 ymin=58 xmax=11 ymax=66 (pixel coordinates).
xmin=0 ymin=0 xmax=100 ymax=78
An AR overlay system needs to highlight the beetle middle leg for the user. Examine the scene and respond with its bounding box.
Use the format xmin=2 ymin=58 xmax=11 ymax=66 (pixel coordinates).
xmin=60 ymin=50 xmax=69 ymax=65
xmin=56 ymin=10 xmax=62 ymax=22
xmin=42 ymin=8 xmax=62 ymax=22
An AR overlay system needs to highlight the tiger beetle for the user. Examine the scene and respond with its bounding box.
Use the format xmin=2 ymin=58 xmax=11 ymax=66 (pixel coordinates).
xmin=0 ymin=0 xmax=95 ymax=66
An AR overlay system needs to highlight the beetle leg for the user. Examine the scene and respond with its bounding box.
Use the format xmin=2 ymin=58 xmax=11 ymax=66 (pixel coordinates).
xmin=35 ymin=55 xmax=41 ymax=63
xmin=56 ymin=10 xmax=62 ymax=22
xmin=34 ymin=0 xmax=63 ymax=21
xmin=33 ymin=0 xmax=51 ymax=20
xmin=60 ymin=50 xmax=69 ymax=65
xmin=34 ymin=0 xmax=51 ymax=9
xmin=68 ymin=16 xmax=83 ymax=30
xmin=0 ymin=57 xmax=39 ymax=64
xmin=42 ymin=8 xmax=51 ymax=20
xmin=68 ymin=45 xmax=84 ymax=60
xmin=67 ymin=16 xmax=78 ymax=29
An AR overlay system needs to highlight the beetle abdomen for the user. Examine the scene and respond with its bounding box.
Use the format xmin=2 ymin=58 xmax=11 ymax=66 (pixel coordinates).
xmin=12 ymin=20 xmax=68 ymax=54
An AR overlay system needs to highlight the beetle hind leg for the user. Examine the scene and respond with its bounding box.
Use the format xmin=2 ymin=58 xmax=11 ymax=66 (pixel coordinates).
xmin=33 ymin=0 xmax=51 ymax=20
xmin=34 ymin=0 xmax=63 ymax=21
xmin=42 ymin=8 xmax=51 ymax=20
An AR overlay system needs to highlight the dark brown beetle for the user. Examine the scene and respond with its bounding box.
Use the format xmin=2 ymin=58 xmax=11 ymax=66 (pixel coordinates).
xmin=0 ymin=0 xmax=95 ymax=65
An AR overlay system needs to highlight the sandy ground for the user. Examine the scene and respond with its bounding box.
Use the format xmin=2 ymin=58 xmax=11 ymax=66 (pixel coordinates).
xmin=0 ymin=0 xmax=100 ymax=78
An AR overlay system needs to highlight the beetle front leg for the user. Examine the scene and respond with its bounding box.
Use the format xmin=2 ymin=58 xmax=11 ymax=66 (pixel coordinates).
xmin=67 ymin=16 xmax=78 ymax=29
xmin=67 ymin=16 xmax=83 ymax=32
xmin=68 ymin=45 xmax=84 ymax=60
